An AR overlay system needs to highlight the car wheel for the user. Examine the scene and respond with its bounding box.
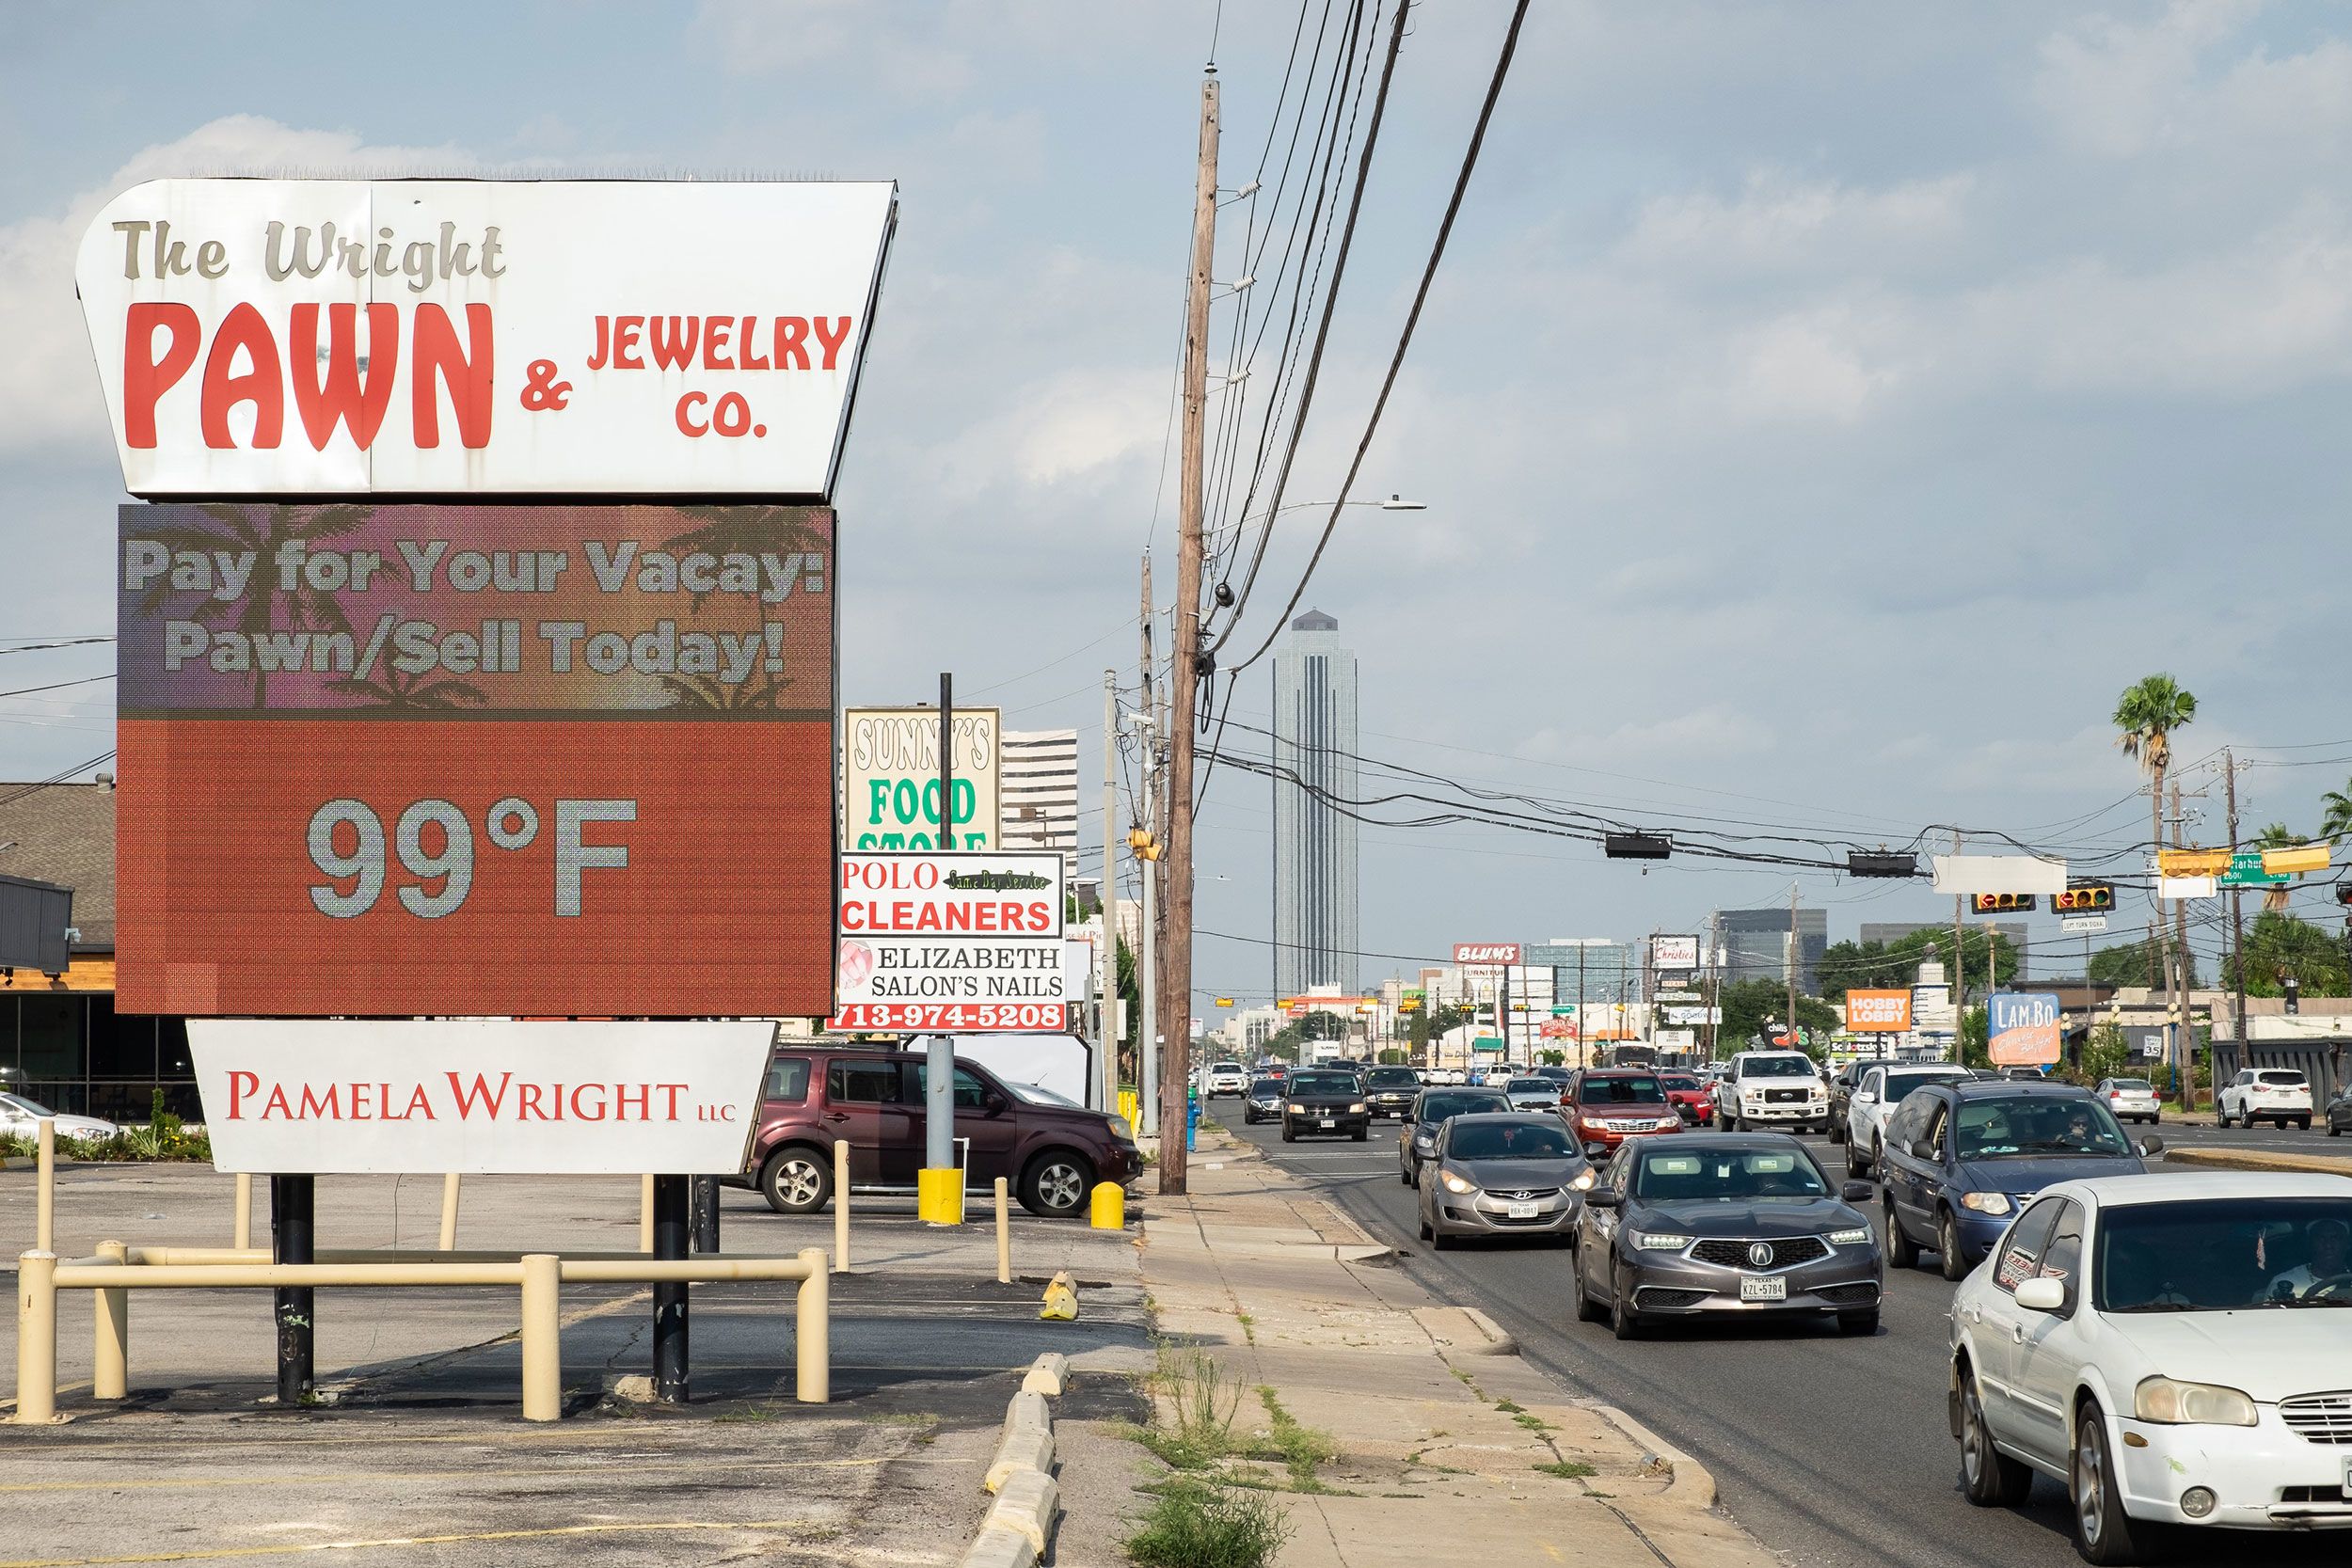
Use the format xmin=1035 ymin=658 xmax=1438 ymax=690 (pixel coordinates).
xmin=1721 ymin=1111 xmax=1738 ymax=1132
xmin=1400 ymin=1159 xmax=1414 ymax=1187
xmin=1419 ymin=1214 xmax=1433 ymax=1242
xmin=1939 ymin=1210 xmax=1969 ymax=1282
xmin=1281 ymin=1120 xmax=1297 ymax=1143
xmin=1885 ymin=1200 xmax=1920 ymax=1269
xmin=2298 ymin=1117 xmax=2312 ymax=1132
xmin=2070 ymin=1403 xmax=2146 ymax=1565
xmin=2331 ymin=1121 xmax=2344 ymax=1138
xmin=1846 ymin=1140 xmax=1867 ymax=1180
xmin=1837 ymin=1310 xmax=1879 ymax=1336
xmin=1959 ymin=1370 xmax=2034 ymax=1507
xmin=1576 ymin=1261 xmax=1608 ymax=1323
xmin=759 ymin=1146 xmax=833 ymax=1216
xmin=1352 ymin=1127 xmax=1369 ymax=1143
xmin=1610 ymin=1268 xmax=1644 ymax=1340
xmin=1018 ymin=1149 xmax=1094 ymax=1219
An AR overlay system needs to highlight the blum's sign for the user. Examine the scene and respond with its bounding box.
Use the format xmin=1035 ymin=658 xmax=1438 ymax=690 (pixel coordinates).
xmin=1845 ymin=990 xmax=1914 ymax=1032
xmin=1453 ymin=942 xmax=1521 ymax=965
xmin=76 ymin=179 xmax=896 ymax=499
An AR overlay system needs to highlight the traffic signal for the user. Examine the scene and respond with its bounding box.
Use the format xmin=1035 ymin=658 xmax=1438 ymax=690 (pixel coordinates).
xmin=1972 ymin=893 xmax=2039 ymax=913
xmin=1605 ymin=832 xmax=1672 ymax=860
xmin=1128 ymin=827 xmax=1163 ymax=862
xmin=2052 ymin=884 xmax=2114 ymax=913
xmin=1847 ymin=851 xmax=1918 ymax=879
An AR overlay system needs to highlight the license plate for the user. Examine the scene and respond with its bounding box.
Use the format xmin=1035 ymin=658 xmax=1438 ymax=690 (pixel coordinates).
xmin=2343 ymin=1454 xmax=2352 ymax=1496
xmin=1506 ymin=1201 xmax=1539 ymax=1220
xmin=1740 ymin=1275 xmax=1787 ymax=1303
xmin=1320 ymin=1118 xmax=1336 ymax=1129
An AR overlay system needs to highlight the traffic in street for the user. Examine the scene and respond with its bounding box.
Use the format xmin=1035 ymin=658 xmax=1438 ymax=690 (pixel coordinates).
xmin=1209 ymin=1096 xmax=2350 ymax=1568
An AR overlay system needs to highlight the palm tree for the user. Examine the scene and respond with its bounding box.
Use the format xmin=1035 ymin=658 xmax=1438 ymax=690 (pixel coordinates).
xmin=662 ymin=505 xmax=828 ymax=610
xmin=139 ymin=504 xmax=373 ymax=707
xmin=2322 ymin=779 xmax=2352 ymax=845
xmin=2252 ymin=822 xmax=2303 ymax=850
xmin=2114 ymin=673 xmax=2197 ymax=969
xmin=324 ymin=662 xmax=489 ymax=713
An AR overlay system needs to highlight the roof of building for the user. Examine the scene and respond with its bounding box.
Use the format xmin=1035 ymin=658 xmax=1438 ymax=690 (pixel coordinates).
xmin=1292 ymin=609 xmax=1339 ymax=631
xmin=0 ymin=781 xmax=115 ymax=951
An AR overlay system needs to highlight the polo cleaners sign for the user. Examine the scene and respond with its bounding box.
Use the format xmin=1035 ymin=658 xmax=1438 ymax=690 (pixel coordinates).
xmin=188 ymin=1020 xmax=773 ymax=1174
xmin=76 ymin=180 xmax=896 ymax=497
xmin=830 ymin=851 xmax=1069 ymax=1032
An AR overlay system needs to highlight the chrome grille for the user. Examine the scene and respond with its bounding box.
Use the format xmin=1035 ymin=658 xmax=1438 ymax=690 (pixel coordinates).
xmin=1690 ymin=1236 xmax=1830 ymax=1271
xmin=2281 ymin=1392 xmax=2352 ymax=1445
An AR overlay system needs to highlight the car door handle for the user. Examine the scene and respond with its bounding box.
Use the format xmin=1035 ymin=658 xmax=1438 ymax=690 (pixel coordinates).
xmin=2010 ymin=1323 xmax=2026 ymax=1343
xmin=824 ymin=1112 xmax=850 ymax=1124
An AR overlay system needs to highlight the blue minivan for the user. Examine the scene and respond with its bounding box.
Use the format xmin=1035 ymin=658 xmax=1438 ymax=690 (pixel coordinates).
xmin=1878 ymin=1080 xmax=2160 ymax=1280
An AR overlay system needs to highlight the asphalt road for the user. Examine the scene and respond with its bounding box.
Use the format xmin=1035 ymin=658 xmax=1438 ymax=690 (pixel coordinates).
xmin=1208 ymin=1101 xmax=2345 ymax=1568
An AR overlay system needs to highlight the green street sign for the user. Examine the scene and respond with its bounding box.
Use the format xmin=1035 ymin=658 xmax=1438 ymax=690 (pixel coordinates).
xmin=1549 ymin=1006 xmax=1578 ymax=1017
xmin=1471 ymin=1037 xmax=1505 ymax=1053
xmin=2219 ymin=850 xmax=2290 ymax=887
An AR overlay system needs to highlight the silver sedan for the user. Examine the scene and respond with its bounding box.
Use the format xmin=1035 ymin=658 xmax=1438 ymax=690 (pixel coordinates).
xmin=1417 ymin=1113 xmax=1595 ymax=1249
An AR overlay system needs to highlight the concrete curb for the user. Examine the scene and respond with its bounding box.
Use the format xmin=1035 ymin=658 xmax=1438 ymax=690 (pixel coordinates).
xmin=1411 ymin=1305 xmax=1518 ymax=1356
xmin=966 ymin=1354 xmax=1066 ymax=1567
xmin=2166 ymin=1146 xmax=2352 ymax=1177
xmin=1588 ymin=1402 xmax=1718 ymax=1510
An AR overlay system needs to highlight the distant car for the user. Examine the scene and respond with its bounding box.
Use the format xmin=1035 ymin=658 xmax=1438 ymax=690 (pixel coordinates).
xmin=2217 ymin=1069 xmax=2313 ymax=1131
xmin=2330 ymin=1085 xmax=2352 ymax=1137
xmin=1826 ymin=1059 xmax=1892 ymax=1144
xmin=1361 ymin=1065 xmax=1423 ymax=1121
xmin=0 ymin=1092 xmax=119 ymax=1142
xmin=1242 ymin=1076 xmax=1285 ymax=1125
xmin=1655 ymin=1071 xmax=1712 ymax=1126
xmin=1416 ymin=1113 xmax=1593 ymax=1249
xmin=1879 ymin=1082 xmax=2156 ymax=1282
xmin=1843 ymin=1062 xmax=1974 ymax=1179
xmin=1574 ymin=1132 xmax=1883 ymax=1338
xmin=1502 ymin=1075 xmax=1564 ymax=1113
xmin=2094 ymin=1076 xmax=2161 ymax=1126
xmin=1562 ymin=1069 xmax=1683 ymax=1156
xmin=1398 ymin=1086 xmax=1514 ymax=1185
xmin=1712 ymin=1051 xmax=1831 ymax=1133
xmin=1280 ymin=1069 xmax=1370 ymax=1143
xmin=1205 ymin=1062 xmax=1249 ymax=1097
xmin=1948 ymin=1172 xmax=2352 ymax=1560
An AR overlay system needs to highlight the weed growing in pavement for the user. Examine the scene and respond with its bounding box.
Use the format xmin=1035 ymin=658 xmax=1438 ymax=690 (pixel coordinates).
xmin=1492 ymin=1398 xmax=1524 ymax=1413
xmin=1233 ymin=1310 xmax=1255 ymax=1344
xmin=1254 ymin=1387 xmax=1340 ymax=1493
xmin=714 ymin=1403 xmax=793 ymax=1423
xmin=1533 ymin=1461 xmax=1597 ymax=1480
xmin=1128 ymin=1343 xmax=1242 ymax=1470
xmin=1125 ymin=1478 xmax=1290 ymax=1568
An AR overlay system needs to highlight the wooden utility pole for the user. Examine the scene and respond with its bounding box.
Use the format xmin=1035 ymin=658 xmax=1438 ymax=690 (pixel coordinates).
xmin=2171 ymin=781 xmax=2194 ymax=1107
xmin=1157 ymin=70 xmax=1218 ymax=1196
xmin=1102 ymin=668 xmax=1120 ymax=1113
xmin=1136 ymin=553 xmax=1156 ymax=1137
xmin=1951 ymin=830 xmax=1966 ymax=1014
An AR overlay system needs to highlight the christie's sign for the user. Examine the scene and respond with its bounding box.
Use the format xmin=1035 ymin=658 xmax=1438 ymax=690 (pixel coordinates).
xmin=76 ymin=180 xmax=896 ymax=498
xmin=1453 ymin=942 xmax=1521 ymax=965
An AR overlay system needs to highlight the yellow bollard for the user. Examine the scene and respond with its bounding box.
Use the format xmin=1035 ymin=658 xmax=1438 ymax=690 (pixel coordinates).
xmin=994 ymin=1178 xmax=1012 ymax=1285
xmin=639 ymin=1174 xmax=656 ymax=1254
xmin=833 ymin=1141 xmax=850 ymax=1275
xmin=794 ymin=1246 xmax=830 ymax=1403
xmin=13 ymin=1251 xmax=58 ymax=1424
xmin=93 ymin=1241 xmax=129 ymax=1401
xmin=916 ymin=1166 xmax=964 ymax=1226
xmin=36 ymin=1118 xmax=56 ymax=1254
xmin=233 ymin=1172 xmax=252 ymax=1251
xmin=1089 ymin=1180 xmax=1125 ymax=1230
xmin=519 ymin=1252 xmax=561 ymax=1422
xmin=438 ymin=1173 xmax=462 ymax=1251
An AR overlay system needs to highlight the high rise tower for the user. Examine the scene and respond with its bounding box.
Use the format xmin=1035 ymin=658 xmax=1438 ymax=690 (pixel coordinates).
xmin=1272 ymin=610 xmax=1359 ymax=998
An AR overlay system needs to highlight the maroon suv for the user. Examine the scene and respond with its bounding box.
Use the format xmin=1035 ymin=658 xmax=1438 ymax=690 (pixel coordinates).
xmin=734 ymin=1047 xmax=1143 ymax=1219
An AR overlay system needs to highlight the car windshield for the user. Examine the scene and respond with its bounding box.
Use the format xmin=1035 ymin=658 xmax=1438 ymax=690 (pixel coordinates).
xmin=1288 ymin=1073 xmax=1355 ymax=1096
xmin=1212 ymin=1063 xmax=1242 ymax=1074
xmin=1367 ymin=1069 xmax=1420 ymax=1088
xmin=2 ymin=1092 xmax=58 ymax=1117
xmin=2097 ymin=1197 xmax=2352 ymax=1312
xmin=1743 ymin=1056 xmax=1813 ymax=1077
xmin=1579 ymin=1076 xmax=1666 ymax=1105
xmin=1635 ymin=1148 xmax=1830 ymax=1201
xmin=1000 ymin=1080 xmax=1083 ymax=1109
xmin=1504 ymin=1078 xmax=1555 ymax=1094
xmin=1448 ymin=1121 xmax=1576 ymax=1161
xmin=1248 ymin=1078 xmax=1283 ymax=1095
xmin=1419 ymin=1092 xmax=1509 ymax=1121
xmin=1884 ymin=1069 xmax=1964 ymax=1101
xmin=1953 ymin=1096 xmax=2133 ymax=1160
xmin=1658 ymin=1075 xmax=1698 ymax=1091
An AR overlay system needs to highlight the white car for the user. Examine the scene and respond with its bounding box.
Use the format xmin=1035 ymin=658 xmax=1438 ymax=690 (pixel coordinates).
xmin=1203 ymin=1062 xmax=1249 ymax=1098
xmin=0 ymin=1091 xmax=120 ymax=1142
xmin=2217 ymin=1069 xmax=2313 ymax=1131
xmin=2094 ymin=1077 xmax=2161 ymax=1126
xmin=1712 ymin=1051 xmax=1830 ymax=1132
xmin=1949 ymin=1171 xmax=2352 ymax=1560
xmin=1844 ymin=1063 xmax=1974 ymax=1178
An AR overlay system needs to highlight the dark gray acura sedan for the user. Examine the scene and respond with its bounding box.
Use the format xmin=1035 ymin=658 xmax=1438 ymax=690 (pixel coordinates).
xmin=1573 ymin=1132 xmax=1883 ymax=1339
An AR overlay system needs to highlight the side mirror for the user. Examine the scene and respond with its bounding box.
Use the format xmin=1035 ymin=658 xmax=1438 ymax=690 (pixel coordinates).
xmin=1911 ymin=1139 xmax=1939 ymax=1162
xmin=2139 ymin=1135 xmax=2164 ymax=1157
xmin=982 ymin=1093 xmax=1009 ymax=1115
xmin=1583 ymin=1142 xmax=1612 ymax=1161
xmin=2014 ymin=1277 xmax=2066 ymax=1313
xmin=1855 ymin=1091 xmax=1878 ymax=1105
xmin=1841 ymin=1180 xmax=1876 ymax=1203
xmin=1584 ymin=1188 xmax=1619 ymax=1209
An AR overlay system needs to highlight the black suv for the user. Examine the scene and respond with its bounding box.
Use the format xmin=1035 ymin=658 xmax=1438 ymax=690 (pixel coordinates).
xmin=1281 ymin=1069 xmax=1370 ymax=1142
xmin=1362 ymin=1066 xmax=1422 ymax=1120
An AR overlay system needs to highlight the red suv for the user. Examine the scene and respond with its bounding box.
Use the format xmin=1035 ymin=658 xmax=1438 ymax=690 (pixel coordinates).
xmin=1561 ymin=1068 xmax=1685 ymax=1153
xmin=734 ymin=1047 xmax=1142 ymax=1219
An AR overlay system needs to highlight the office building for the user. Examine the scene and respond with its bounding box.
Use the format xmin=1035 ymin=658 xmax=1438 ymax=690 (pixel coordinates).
xmin=1859 ymin=921 xmax=2030 ymax=981
xmin=1271 ymin=610 xmax=1359 ymax=999
xmin=1711 ymin=906 xmax=1830 ymax=994
xmin=999 ymin=728 xmax=1079 ymax=876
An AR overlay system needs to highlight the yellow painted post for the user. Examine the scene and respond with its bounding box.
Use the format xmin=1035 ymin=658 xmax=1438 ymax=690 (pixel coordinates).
xmin=93 ymin=1241 xmax=129 ymax=1401
xmin=438 ymin=1174 xmax=462 ymax=1252
xmin=794 ymin=1246 xmax=829 ymax=1403
xmin=916 ymin=1166 xmax=963 ymax=1226
xmin=36 ymin=1118 xmax=56 ymax=1254
xmin=994 ymin=1178 xmax=1012 ymax=1284
xmin=519 ymin=1252 xmax=561 ymax=1422
xmin=639 ymin=1174 xmax=656 ymax=1254
xmin=12 ymin=1251 xmax=57 ymax=1424
xmin=1089 ymin=1181 xmax=1125 ymax=1230
xmin=832 ymin=1141 xmax=850 ymax=1275
xmin=233 ymin=1173 xmax=252 ymax=1251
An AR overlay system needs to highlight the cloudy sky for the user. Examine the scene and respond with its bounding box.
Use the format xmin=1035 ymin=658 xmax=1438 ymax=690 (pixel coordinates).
xmin=4 ymin=1 xmax=2348 ymax=1011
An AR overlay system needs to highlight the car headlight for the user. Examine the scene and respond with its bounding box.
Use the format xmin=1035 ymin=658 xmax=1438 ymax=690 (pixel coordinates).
xmin=1828 ymin=1227 xmax=1871 ymax=1246
xmin=1959 ymin=1193 xmax=2012 ymax=1215
xmin=1412 ymin=1132 xmax=1436 ymax=1148
xmin=1631 ymin=1230 xmax=1691 ymax=1251
xmin=2135 ymin=1377 xmax=2258 ymax=1427
xmin=1348 ymin=1101 xmax=1368 ymax=1114
xmin=1439 ymin=1170 xmax=1478 ymax=1195
xmin=1569 ymin=1168 xmax=1597 ymax=1191
xmin=1652 ymin=1117 xmax=1680 ymax=1131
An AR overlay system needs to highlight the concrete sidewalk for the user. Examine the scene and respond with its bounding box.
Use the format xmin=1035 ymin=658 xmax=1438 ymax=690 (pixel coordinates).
xmin=1132 ymin=1124 xmax=1777 ymax=1568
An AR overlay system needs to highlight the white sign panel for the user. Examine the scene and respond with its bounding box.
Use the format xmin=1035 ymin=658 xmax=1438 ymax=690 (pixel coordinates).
xmin=1650 ymin=934 xmax=1700 ymax=970
xmin=2158 ymin=875 xmax=2217 ymax=900
xmin=843 ymin=705 xmax=1001 ymax=850
xmin=831 ymin=851 xmax=1069 ymax=1032
xmin=2059 ymin=913 xmax=2109 ymax=933
xmin=1931 ymin=854 xmax=2067 ymax=895
xmin=1655 ymin=1028 xmax=1697 ymax=1052
xmin=188 ymin=1020 xmax=773 ymax=1174
xmin=76 ymin=179 xmax=896 ymax=498
xmin=1661 ymin=1006 xmax=1723 ymax=1026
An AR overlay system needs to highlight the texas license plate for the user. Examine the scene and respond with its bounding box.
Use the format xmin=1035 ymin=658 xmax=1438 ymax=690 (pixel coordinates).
xmin=1740 ymin=1275 xmax=1787 ymax=1303
xmin=2343 ymin=1453 xmax=2351 ymax=1496
xmin=1506 ymin=1201 xmax=1539 ymax=1220
xmin=1320 ymin=1118 xmax=1336 ymax=1129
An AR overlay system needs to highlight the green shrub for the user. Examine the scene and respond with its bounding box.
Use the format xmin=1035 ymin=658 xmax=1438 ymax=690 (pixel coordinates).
xmin=1125 ymin=1479 xmax=1289 ymax=1568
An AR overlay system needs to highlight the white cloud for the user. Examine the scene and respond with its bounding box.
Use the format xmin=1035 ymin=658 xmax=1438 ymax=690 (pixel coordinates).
xmin=1620 ymin=169 xmax=1975 ymax=276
